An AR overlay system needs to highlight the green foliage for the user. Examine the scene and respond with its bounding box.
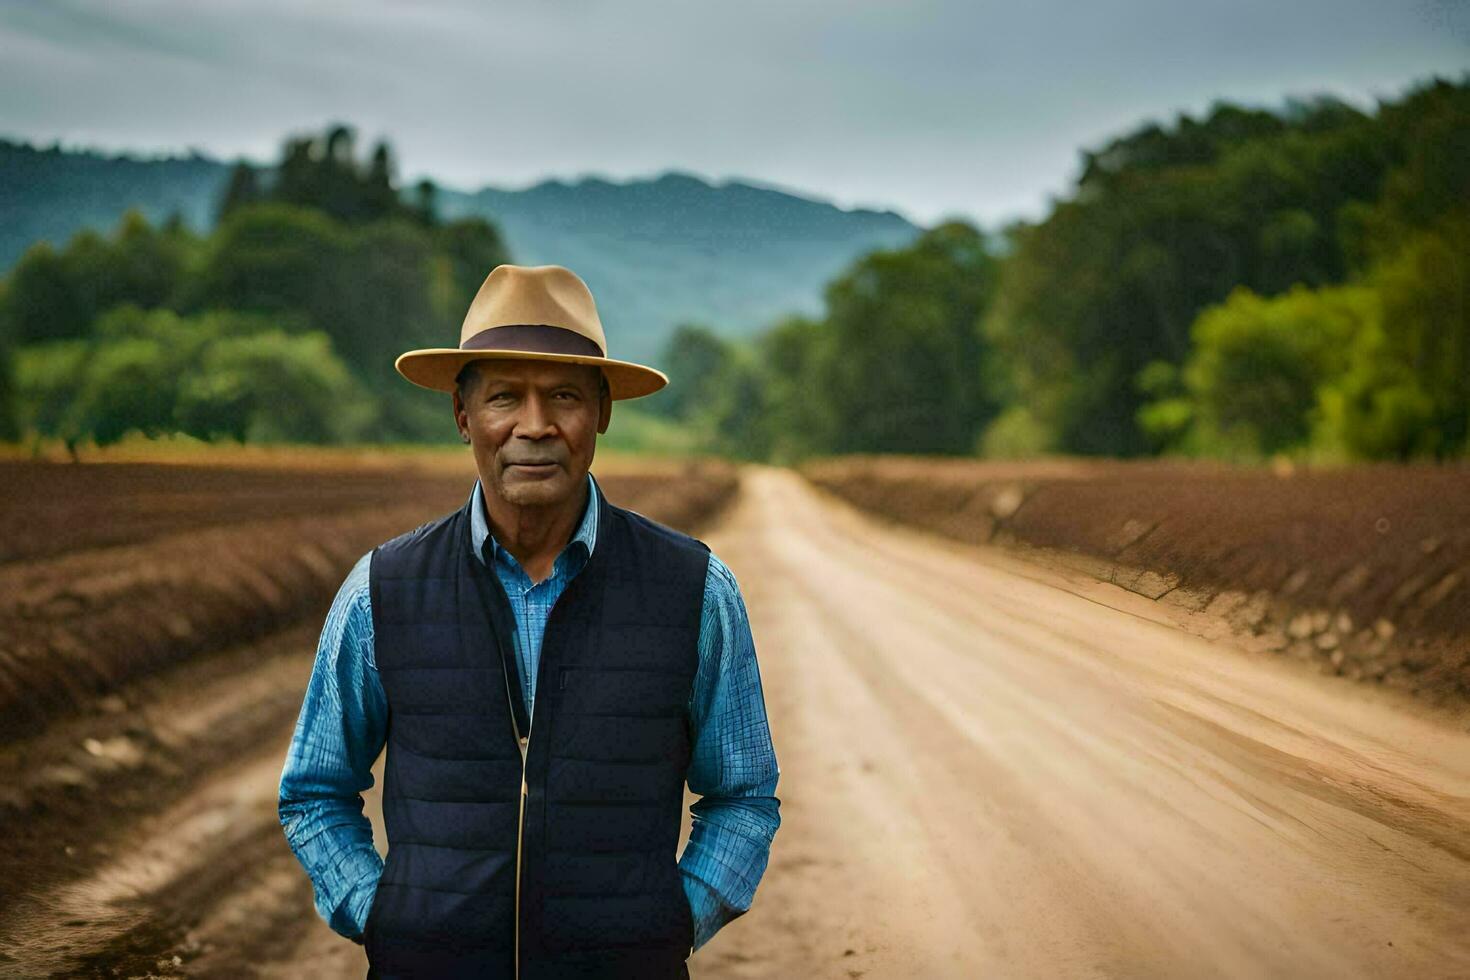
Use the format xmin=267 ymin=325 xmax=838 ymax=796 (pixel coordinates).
xmin=183 ymin=203 xmax=348 ymax=320
xmin=977 ymin=405 xmax=1054 ymax=459
xmin=1132 ymin=360 xmax=1193 ymax=452
xmin=219 ymin=123 xmax=435 ymax=228
xmin=1340 ymin=79 xmax=1470 ymax=270
xmin=1314 ymin=213 xmax=1470 ymax=459
xmin=647 ymin=324 xmax=735 ymax=421
xmin=433 ymin=218 xmax=514 ymax=320
xmin=0 ymin=208 xmax=198 ymax=344
xmin=334 ymin=219 xmax=443 ymax=383
xmin=704 ymin=350 xmax=773 ymax=461
xmin=217 ymin=162 xmax=259 ymax=225
xmin=1313 ymin=320 xmax=1438 ymax=460
xmin=0 ymin=123 xmax=513 ymax=451
xmin=176 ymin=330 xmax=375 ymax=443
xmin=1166 ymin=284 xmax=1371 ymax=457
xmin=47 ymin=306 xmax=216 ymax=449
xmin=14 ymin=306 xmax=369 ymax=450
xmin=821 ymin=220 xmax=1000 ymax=454
xmin=0 ymin=344 xmax=16 ymax=440
xmin=14 ymin=338 xmax=89 ymax=448
xmin=984 ymin=74 xmax=1465 ymax=457
xmin=1146 ymin=204 xmax=1468 ymax=462
xmin=754 ymin=314 xmax=836 ymax=462
xmin=643 ymin=324 xmax=767 ymax=458
xmin=3 ymin=80 xmax=1464 ymax=461
xmin=181 ymin=201 xmax=509 ymax=437
xmin=1372 ymin=215 xmax=1470 ymax=453
xmin=646 ymin=222 xmax=1001 ymax=461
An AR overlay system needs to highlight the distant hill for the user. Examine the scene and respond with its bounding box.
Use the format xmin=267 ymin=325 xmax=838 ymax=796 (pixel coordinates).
xmin=0 ymin=138 xmax=921 ymax=361
xmin=0 ymin=140 xmax=224 ymax=264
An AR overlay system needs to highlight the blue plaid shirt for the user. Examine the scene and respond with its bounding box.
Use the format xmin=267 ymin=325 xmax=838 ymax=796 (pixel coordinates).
xmin=278 ymin=473 xmax=779 ymax=954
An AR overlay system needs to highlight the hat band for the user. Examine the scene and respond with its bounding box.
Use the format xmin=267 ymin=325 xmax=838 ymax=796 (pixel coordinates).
xmin=461 ymin=324 xmax=604 ymax=358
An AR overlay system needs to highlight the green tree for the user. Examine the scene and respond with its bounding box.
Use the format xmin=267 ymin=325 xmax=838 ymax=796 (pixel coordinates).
xmin=755 ymin=313 xmax=835 ymax=461
xmin=63 ymin=307 xmax=206 ymax=447
xmin=14 ymin=306 xmax=358 ymax=450
xmin=1149 ymin=284 xmax=1372 ymax=458
xmin=364 ymin=141 xmax=399 ymax=218
xmin=431 ymin=218 xmax=513 ymax=320
xmin=1313 ymin=321 xmax=1437 ymax=460
xmin=823 ymin=220 xmax=1000 ymax=454
xmin=0 ymin=344 xmax=16 ymax=440
xmin=650 ymin=323 xmax=735 ymax=421
xmin=414 ymin=179 xmax=439 ymax=226
xmin=245 ymin=124 xmax=432 ymax=228
xmin=217 ymin=161 xmax=260 ymax=223
xmin=1315 ymin=213 xmax=1470 ymax=458
xmin=176 ymin=329 xmax=374 ymax=443
xmin=705 ymin=348 xmax=772 ymax=460
xmin=0 ymin=242 xmax=83 ymax=343
xmin=13 ymin=339 xmax=89 ymax=451
xmin=0 ymin=208 xmax=197 ymax=344
xmin=1339 ymin=77 xmax=1470 ymax=271
xmin=980 ymin=80 xmax=1467 ymax=456
xmin=183 ymin=203 xmax=348 ymax=321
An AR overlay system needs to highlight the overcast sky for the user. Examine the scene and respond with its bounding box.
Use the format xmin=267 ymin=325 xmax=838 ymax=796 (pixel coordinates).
xmin=2 ymin=0 xmax=1465 ymax=228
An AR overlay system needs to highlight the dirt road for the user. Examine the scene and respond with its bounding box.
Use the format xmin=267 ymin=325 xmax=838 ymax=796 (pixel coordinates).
xmin=3 ymin=465 xmax=1468 ymax=977
xmin=696 ymin=468 xmax=1470 ymax=979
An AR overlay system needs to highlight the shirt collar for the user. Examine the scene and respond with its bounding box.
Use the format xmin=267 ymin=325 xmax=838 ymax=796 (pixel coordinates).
xmin=470 ymin=471 xmax=600 ymax=571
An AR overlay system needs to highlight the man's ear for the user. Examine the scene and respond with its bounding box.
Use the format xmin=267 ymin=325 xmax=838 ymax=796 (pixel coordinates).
xmin=596 ymin=388 xmax=612 ymax=434
xmin=451 ymin=389 xmax=469 ymax=442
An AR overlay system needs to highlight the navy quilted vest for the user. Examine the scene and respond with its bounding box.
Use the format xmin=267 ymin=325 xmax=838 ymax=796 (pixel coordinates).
xmin=364 ymin=483 xmax=710 ymax=979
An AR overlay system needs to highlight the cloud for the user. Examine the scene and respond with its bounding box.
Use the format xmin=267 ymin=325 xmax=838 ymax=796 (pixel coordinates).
xmin=1 ymin=0 xmax=1463 ymax=226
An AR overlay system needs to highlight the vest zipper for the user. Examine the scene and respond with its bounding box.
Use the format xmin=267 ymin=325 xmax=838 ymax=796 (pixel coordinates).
xmin=515 ymin=723 xmax=528 ymax=980
xmin=503 ymin=665 xmax=531 ymax=979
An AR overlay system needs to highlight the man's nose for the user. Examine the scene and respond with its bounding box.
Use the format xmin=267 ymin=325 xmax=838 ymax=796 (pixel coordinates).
xmin=514 ymin=393 xmax=555 ymax=438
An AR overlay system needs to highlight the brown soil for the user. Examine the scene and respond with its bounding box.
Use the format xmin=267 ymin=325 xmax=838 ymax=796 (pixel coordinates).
xmin=2 ymin=462 xmax=1468 ymax=977
xmin=801 ymin=455 xmax=1470 ymax=707
xmin=0 ymin=458 xmax=737 ymax=742
xmin=0 ymin=452 xmax=728 ymax=564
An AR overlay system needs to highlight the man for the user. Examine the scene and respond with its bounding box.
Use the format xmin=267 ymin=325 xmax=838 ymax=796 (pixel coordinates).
xmin=277 ymin=264 xmax=780 ymax=979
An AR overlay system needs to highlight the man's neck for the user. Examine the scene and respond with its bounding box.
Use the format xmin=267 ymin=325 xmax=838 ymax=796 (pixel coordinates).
xmin=482 ymin=477 xmax=589 ymax=584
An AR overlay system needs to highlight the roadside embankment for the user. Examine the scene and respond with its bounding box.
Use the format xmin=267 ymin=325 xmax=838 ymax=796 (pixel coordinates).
xmin=800 ymin=455 xmax=1470 ymax=708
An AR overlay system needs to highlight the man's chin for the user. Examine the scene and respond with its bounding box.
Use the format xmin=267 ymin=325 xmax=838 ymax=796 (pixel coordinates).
xmin=499 ymin=471 xmax=572 ymax=506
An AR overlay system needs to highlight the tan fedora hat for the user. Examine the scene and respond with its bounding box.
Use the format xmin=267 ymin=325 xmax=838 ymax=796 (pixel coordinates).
xmin=395 ymin=264 xmax=668 ymax=400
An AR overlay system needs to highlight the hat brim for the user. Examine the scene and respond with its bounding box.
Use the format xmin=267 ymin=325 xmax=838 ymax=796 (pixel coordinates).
xmin=395 ymin=349 xmax=669 ymax=400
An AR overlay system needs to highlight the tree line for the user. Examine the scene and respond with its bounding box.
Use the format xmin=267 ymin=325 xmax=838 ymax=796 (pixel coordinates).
xmin=1 ymin=76 xmax=1466 ymax=462
xmin=647 ymin=74 xmax=1469 ymax=463
xmin=0 ymin=124 xmax=509 ymax=452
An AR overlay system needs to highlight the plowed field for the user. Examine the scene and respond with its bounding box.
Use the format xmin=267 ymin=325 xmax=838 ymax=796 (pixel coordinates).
xmin=0 ymin=453 xmax=737 ymax=978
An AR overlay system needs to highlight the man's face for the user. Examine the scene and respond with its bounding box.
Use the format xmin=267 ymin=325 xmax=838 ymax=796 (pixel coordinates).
xmin=453 ymin=358 xmax=612 ymax=510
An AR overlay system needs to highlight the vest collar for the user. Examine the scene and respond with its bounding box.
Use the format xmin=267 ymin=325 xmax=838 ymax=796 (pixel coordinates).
xmin=459 ymin=471 xmax=613 ymax=585
xmin=467 ymin=471 xmax=603 ymax=572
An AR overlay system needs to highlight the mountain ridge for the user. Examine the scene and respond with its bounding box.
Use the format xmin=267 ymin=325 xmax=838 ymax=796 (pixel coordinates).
xmin=1 ymin=136 xmax=922 ymax=360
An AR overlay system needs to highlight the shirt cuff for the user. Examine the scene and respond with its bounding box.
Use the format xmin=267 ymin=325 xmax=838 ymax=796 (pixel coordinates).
xmin=682 ymin=870 xmax=742 ymax=953
xmin=338 ymin=860 xmax=384 ymax=942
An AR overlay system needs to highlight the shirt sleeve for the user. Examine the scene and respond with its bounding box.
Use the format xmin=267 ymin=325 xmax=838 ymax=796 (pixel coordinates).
xmin=679 ymin=550 xmax=782 ymax=953
xmin=277 ymin=550 xmax=389 ymax=943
